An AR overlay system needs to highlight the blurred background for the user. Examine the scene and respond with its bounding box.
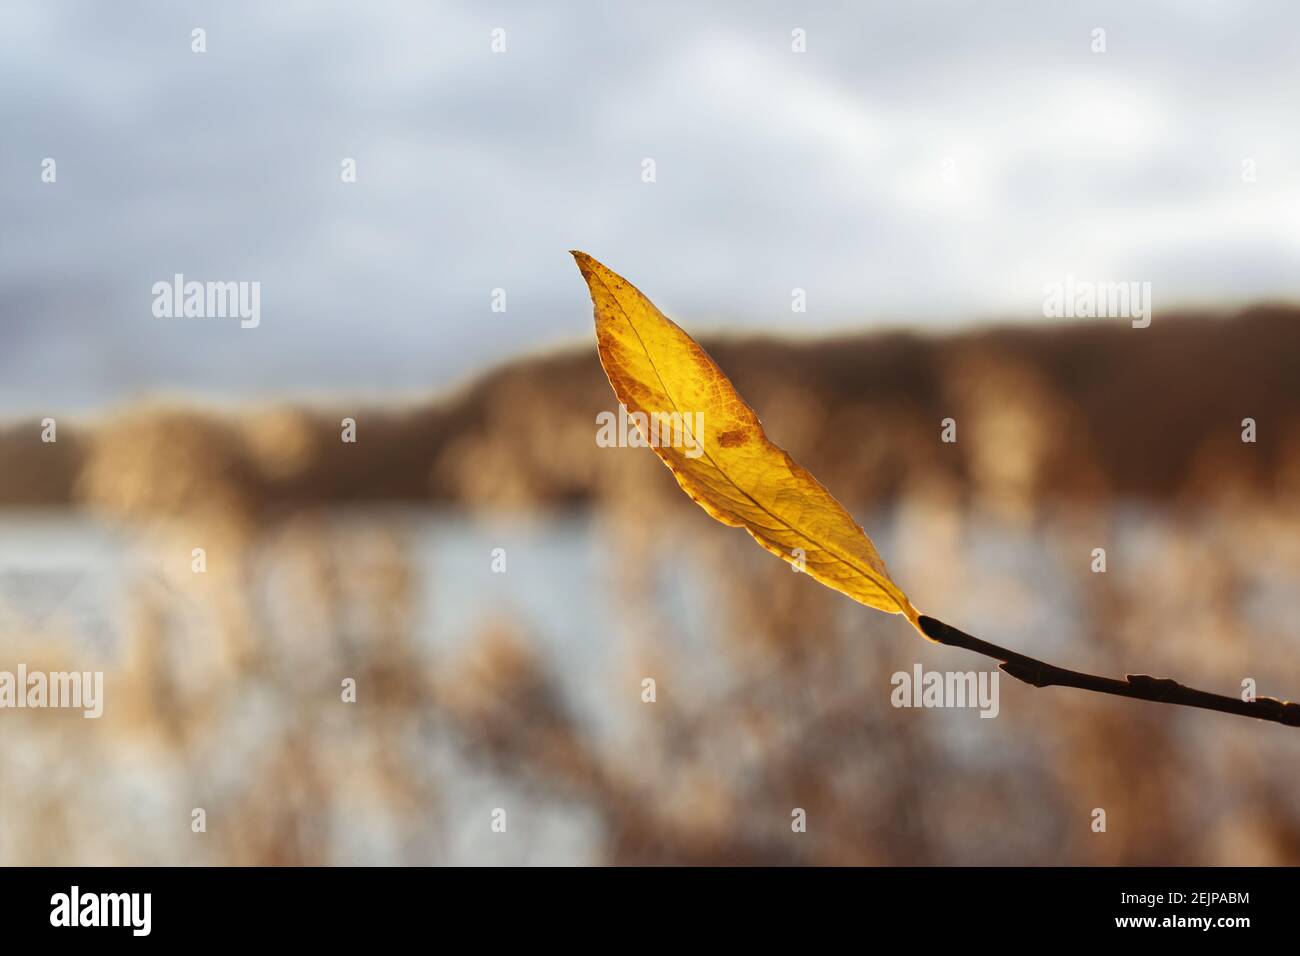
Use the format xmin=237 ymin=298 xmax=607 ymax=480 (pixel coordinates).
xmin=2 ymin=0 xmax=1299 ymax=865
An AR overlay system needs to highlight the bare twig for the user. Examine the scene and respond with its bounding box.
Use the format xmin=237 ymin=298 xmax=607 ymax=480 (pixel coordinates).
xmin=917 ymin=615 xmax=1300 ymax=728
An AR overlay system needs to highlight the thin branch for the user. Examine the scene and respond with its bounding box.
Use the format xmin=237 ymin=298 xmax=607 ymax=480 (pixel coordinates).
xmin=917 ymin=615 xmax=1300 ymax=729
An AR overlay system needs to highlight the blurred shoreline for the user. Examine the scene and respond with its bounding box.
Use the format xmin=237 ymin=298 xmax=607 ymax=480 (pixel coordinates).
xmin=4 ymin=305 xmax=1299 ymax=515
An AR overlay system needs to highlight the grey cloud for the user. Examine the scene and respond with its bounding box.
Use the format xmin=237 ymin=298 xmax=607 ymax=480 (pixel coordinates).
xmin=2 ymin=0 xmax=1298 ymax=411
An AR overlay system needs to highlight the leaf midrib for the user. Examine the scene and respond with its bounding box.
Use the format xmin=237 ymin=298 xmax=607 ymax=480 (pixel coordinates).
xmin=591 ymin=269 xmax=904 ymax=609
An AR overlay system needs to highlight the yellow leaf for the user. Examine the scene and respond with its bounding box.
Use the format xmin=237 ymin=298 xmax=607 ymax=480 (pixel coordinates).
xmin=572 ymin=251 xmax=922 ymax=630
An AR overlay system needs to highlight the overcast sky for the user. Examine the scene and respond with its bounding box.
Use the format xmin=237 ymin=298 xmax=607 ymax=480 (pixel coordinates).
xmin=2 ymin=1 xmax=1299 ymax=412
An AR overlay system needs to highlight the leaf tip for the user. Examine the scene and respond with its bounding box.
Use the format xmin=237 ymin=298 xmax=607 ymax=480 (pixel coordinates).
xmin=571 ymin=251 xmax=611 ymax=307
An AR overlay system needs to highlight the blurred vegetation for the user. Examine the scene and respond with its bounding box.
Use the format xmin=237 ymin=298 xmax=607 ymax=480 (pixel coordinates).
xmin=2 ymin=306 xmax=1299 ymax=865
xmin=5 ymin=306 xmax=1300 ymax=514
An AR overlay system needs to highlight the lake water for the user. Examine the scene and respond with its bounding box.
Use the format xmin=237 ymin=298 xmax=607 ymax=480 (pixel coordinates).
xmin=3 ymin=504 xmax=1295 ymax=864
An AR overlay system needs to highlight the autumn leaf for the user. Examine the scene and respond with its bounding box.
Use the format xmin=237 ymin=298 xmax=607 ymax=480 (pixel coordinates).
xmin=572 ymin=251 xmax=1300 ymax=728
xmin=572 ymin=251 xmax=922 ymax=630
